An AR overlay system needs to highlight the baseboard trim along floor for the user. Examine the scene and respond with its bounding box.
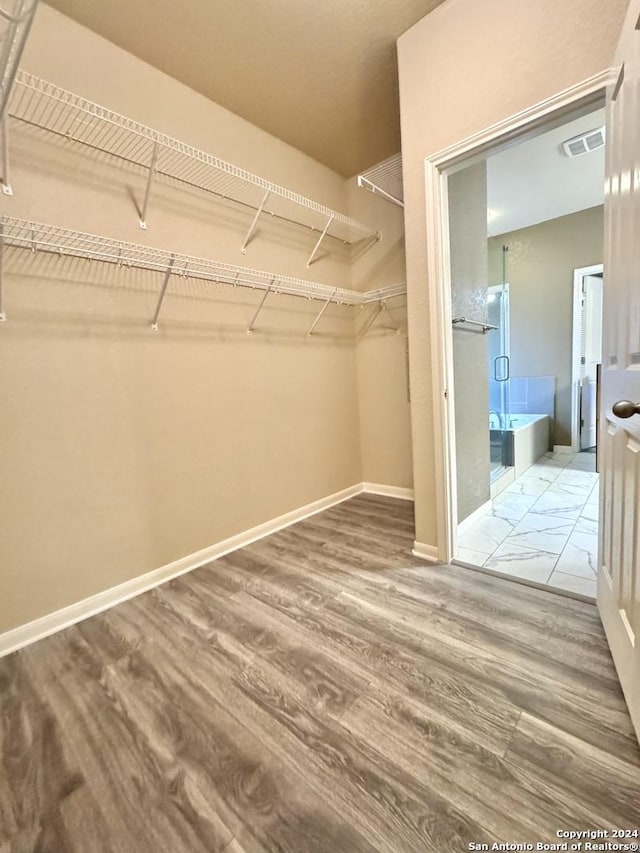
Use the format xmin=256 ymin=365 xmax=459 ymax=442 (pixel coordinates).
xmin=412 ymin=541 xmax=440 ymax=563
xmin=0 ymin=481 xmax=413 ymax=657
xmin=362 ymin=483 xmax=414 ymax=501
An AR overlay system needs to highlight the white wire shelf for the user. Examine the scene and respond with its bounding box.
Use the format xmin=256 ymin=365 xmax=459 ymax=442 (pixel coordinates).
xmin=357 ymin=153 xmax=404 ymax=208
xmin=0 ymin=1 xmax=37 ymax=119
xmin=364 ymin=281 xmax=408 ymax=302
xmin=0 ymin=216 xmax=405 ymax=331
xmin=3 ymin=70 xmax=380 ymax=262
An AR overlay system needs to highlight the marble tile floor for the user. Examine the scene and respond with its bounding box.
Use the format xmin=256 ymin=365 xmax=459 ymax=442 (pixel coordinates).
xmin=457 ymin=450 xmax=599 ymax=598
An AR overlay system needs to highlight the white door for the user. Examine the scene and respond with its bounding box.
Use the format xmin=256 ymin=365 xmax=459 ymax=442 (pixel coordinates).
xmin=599 ymin=2 xmax=640 ymax=743
xmin=580 ymin=274 xmax=603 ymax=449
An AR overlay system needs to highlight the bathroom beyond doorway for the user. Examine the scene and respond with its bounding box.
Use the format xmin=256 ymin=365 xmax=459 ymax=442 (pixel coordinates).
xmin=458 ymin=450 xmax=598 ymax=597
xmin=447 ymin=103 xmax=605 ymax=598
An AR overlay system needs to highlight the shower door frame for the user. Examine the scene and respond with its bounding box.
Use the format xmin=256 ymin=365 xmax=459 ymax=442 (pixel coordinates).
xmin=488 ymin=283 xmax=512 ymax=480
xmin=488 ymin=283 xmax=511 ymax=421
xmin=420 ymin=70 xmax=612 ymax=564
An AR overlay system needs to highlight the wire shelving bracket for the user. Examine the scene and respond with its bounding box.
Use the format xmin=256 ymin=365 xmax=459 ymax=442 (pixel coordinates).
xmin=357 ymin=153 xmax=404 ymax=209
xmin=360 ymin=302 xmax=384 ymax=337
xmin=246 ymin=278 xmax=275 ymax=334
xmin=3 ymin=70 xmax=381 ymax=259
xmin=150 ymin=254 xmax=175 ymax=331
xmin=380 ymin=299 xmax=399 ymax=332
xmin=306 ymin=288 xmax=338 ymax=337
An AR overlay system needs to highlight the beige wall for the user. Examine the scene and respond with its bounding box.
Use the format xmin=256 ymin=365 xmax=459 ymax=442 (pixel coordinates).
xmin=397 ymin=0 xmax=627 ymax=550
xmin=0 ymin=4 xmax=394 ymax=634
xmin=346 ymin=177 xmax=412 ymax=489
xmin=449 ymin=163 xmax=491 ymax=522
xmin=355 ymin=330 xmax=413 ymax=489
xmin=489 ymin=205 xmax=604 ymax=447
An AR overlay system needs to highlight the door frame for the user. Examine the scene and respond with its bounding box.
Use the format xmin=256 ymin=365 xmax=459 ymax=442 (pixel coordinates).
xmin=571 ymin=264 xmax=604 ymax=452
xmin=423 ymin=69 xmax=615 ymax=563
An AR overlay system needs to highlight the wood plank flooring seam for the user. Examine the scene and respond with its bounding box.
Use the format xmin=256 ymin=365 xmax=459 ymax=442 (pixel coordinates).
xmin=501 ymin=708 xmax=524 ymax=760
xmin=1 ymin=494 xmax=638 ymax=852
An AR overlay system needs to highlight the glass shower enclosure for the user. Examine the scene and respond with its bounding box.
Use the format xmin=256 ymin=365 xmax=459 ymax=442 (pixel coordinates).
xmin=487 ymin=283 xmax=513 ymax=480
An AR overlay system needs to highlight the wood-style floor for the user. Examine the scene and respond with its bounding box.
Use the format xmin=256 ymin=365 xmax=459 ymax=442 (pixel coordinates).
xmin=1 ymin=494 xmax=639 ymax=852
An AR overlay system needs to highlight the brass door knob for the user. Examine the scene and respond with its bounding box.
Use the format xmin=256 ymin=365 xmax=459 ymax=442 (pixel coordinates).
xmin=612 ymin=400 xmax=640 ymax=418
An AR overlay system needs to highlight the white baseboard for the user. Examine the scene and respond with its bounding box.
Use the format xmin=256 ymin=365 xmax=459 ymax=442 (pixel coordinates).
xmin=362 ymin=482 xmax=414 ymax=501
xmin=412 ymin=541 xmax=440 ymax=563
xmin=0 ymin=483 xmax=362 ymax=658
xmin=490 ymin=467 xmax=515 ymax=498
xmin=553 ymin=445 xmax=574 ymax=454
xmin=457 ymin=499 xmax=492 ymax=536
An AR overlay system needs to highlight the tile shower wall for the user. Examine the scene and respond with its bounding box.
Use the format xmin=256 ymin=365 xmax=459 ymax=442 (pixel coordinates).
xmin=509 ymin=376 xmax=555 ymax=417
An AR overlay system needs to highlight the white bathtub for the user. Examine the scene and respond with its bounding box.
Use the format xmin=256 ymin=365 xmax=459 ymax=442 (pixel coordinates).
xmin=507 ymin=414 xmax=551 ymax=475
xmin=507 ymin=413 xmax=548 ymax=431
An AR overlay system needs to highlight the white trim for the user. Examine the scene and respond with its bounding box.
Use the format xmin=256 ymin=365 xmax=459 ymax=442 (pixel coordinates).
xmin=553 ymin=444 xmax=575 ymax=454
xmin=0 ymin=483 xmax=362 ymax=658
xmin=425 ymin=159 xmax=456 ymax=563
xmin=571 ymin=264 xmax=604 ymax=452
xmin=428 ymin=69 xmax=615 ymax=169
xmin=453 ymin=558 xmax=595 ymax=603
xmin=423 ymin=68 xmax=613 ymax=565
xmin=598 ymin=569 xmax=640 ymax=738
xmin=362 ymin=482 xmax=414 ymax=500
xmin=412 ymin=541 xmax=440 ymax=563
xmin=457 ymin=499 xmax=492 ymax=536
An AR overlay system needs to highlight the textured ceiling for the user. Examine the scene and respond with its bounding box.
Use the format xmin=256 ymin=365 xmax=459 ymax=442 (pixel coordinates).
xmin=45 ymin=0 xmax=445 ymax=177
xmin=487 ymin=107 xmax=606 ymax=236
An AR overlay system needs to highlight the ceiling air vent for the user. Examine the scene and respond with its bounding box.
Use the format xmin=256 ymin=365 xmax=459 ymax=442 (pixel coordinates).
xmin=562 ymin=126 xmax=606 ymax=157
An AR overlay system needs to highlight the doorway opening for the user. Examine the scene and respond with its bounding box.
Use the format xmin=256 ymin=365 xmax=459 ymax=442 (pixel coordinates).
xmin=446 ymin=101 xmax=605 ymax=599
xmin=572 ymin=264 xmax=604 ymax=455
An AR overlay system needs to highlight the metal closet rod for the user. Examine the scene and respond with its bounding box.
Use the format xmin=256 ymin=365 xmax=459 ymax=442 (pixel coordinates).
xmin=0 ymin=216 xmax=406 ymax=332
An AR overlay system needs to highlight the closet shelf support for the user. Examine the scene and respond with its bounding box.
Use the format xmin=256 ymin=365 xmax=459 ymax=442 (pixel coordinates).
xmin=1 ymin=114 xmax=11 ymax=195
xmin=357 ymin=175 xmax=403 ymax=208
xmin=247 ymin=278 xmax=275 ymax=334
xmin=306 ymin=287 xmax=337 ymax=337
xmin=380 ymin=299 xmax=398 ymax=331
xmin=139 ymin=141 xmax=159 ymax=230
xmin=360 ymin=301 xmax=383 ymax=337
xmin=150 ymin=254 xmax=176 ymax=331
xmin=306 ymin=213 xmax=335 ymax=267
xmin=241 ymin=190 xmax=270 ymax=254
